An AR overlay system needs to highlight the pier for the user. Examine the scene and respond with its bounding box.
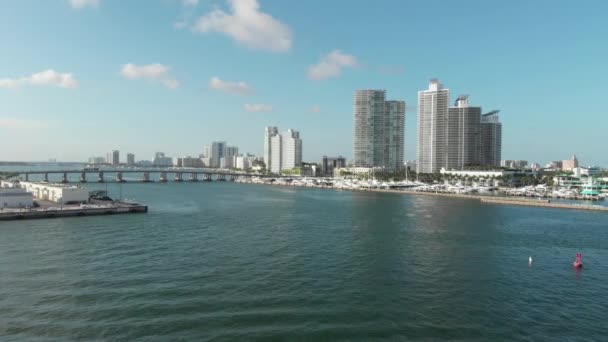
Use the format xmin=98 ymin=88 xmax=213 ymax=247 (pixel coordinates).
xmin=0 ymin=201 xmax=148 ymax=221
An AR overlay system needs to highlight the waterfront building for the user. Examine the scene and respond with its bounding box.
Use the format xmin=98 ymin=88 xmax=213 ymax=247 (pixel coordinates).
xmin=417 ymin=80 xmax=449 ymax=173
xmin=112 ymin=150 xmax=120 ymax=165
xmin=301 ymin=163 xmax=320 ymax=177
xmin=281 ymin=129 xmax=302 ymax=171
xmin=321 ymin=156 xmax=346 ymax=176
xmin=405 ymin=160 xmax=417 ymax=172
xmin=447 ymin=95 xmax=481 ymax=170
xmin=264 ymin=126 xmax=279 ymax=172
xmin=353 ymin=90 xmax=406 ymax=169
xmin=562 ymin=155 xmax=579 ymax=171
xmin=153 ymin=152 xmax=173 ymax=167
xmin=20 ymin=181 xmax=89 ymax=204
xmin=0 ymin=180 xmax=34 ymax=208
xmin=127 ymin=153 xmax=135 ymax=166
xmin=210 ymin=141 xmax=227 ymax=168
xmin=270 ymin=134 xmax=282 ymax=173
xmin=480 ymin=110 xmax=502 ymax=167
xmin=573 ymin=166 xmax=602 ymax=177
xmin=501 ymin=160 xmax=528 ymax=169
xmin=264 ymin=127 xmax=302 ymax=173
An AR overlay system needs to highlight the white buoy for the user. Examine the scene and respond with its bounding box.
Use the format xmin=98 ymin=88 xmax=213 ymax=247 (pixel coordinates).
xmin=529 ymin=256 xmax=533 ymax=265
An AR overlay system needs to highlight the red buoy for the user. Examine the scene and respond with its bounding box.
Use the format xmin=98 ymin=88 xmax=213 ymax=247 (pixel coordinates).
xmin=573 ymin=252 xmax=583 ymax=268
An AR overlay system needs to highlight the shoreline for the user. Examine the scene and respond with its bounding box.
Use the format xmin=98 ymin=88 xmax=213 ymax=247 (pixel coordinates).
xmin=236 ymin=180 xmax=608 ymax=213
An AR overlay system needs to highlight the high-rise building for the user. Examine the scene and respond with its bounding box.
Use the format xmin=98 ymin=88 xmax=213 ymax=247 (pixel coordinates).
xmin=112 ymin=150 xmax=120 ymax=165
xmin=270 ymin=133 xmax=282 ymax=173
xmin=264 ymin=126 xmax=279 ymax=172
xmin=480 ymin=110 xmax=503 ymax=167
xmin=126 ymin=153 xmax=135 ymax=166
xmin=264 ymin=127 xmax=303 ymax=173
xmin=210 ymin=141 xmax=227 ymax=168
xmin=281 ymin=129 xmax=302 ymax=170
xmin=447 ymin=95 xmax=481 ymax=170
xmin=417 ymin=79 xmax=450 ymax=173
xmin=385 ymin=100 xmax=406 ymax=169
xmin=353 ymin=90 xmax=405 ymax=169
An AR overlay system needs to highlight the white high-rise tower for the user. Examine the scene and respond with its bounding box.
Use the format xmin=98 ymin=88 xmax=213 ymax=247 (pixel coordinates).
xmin=417 ymin=79 xmax=449 ymax=173
xmin=264 ymin=126 xmax=279 ymax=171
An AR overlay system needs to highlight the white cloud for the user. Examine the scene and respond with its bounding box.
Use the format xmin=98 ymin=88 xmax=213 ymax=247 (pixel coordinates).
xmin=0 ymin=118 xmax=48 ymax=130
xmin=0 ymin=69 xmax=78 ymax=89
xmin=182 ymin=0 xmax=199 ymax=6
xmin=69 ymin=0 xmax=100 ymax=9
xmin=193 ymin=0 xmax=292 ymax=53
xmin=120 ymin=63 xmax=179 ymax=89
xmin=309 ymin=105 xmax=321 ymax=113
xmin=307 ymin=50 xmax=358 ymax=80
xmin=244 ymin=103 xmax=273 ymax=113
xmin=208 ymin=76 xmax=253 ymax=95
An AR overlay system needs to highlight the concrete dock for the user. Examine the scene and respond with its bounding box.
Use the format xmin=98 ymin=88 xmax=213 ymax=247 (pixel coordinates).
xmin=0 ymin=201 xmax=148 ymax=221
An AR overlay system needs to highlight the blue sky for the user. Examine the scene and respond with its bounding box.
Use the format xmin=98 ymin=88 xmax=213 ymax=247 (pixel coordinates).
xmin=1 ymin=0 xmax=607 ymax=166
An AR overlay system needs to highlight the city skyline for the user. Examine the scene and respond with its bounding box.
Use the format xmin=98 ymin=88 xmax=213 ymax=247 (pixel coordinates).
xmin=1 ymin=1 xmax=607 ymax=165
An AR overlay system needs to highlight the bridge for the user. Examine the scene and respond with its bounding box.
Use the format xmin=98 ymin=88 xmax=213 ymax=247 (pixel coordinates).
xmin=14 ymin=169 xmax=268 ymax=183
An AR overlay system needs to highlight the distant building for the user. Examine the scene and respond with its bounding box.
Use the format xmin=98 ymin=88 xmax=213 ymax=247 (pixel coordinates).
xmin=270 ymin=134 xmax=282 ymax=173
xmin=417 ymin=80 xmax=450 ymax=173
xmin=447 ymin=95 xmax=481 ymax=170
xmin=301 ymin=163 xmax=320 ymax=177
xmin=181 ymin=156 xmax=203 ymax=168
xmin=153 ymin=152 xmax=173 ymax=167
xmin=112 ymin=150 xmax=120 ymax=165
xmin=264 ymin=126 xmax=279 ymax=172
xmin=530 ymin=163 xmax=542 ymax=170
xmin=235 ymin=155 xmax=259 ymax=170
xmin=480 ymin=110 xmax=502 ymax=167
xmin=573 ymin=166 xmax=602 ymax=177
xmin=264 ymin=127 xmax=302 ymax=173
xmin=202 ymin=145 xmax=211 ymax=159
xmin=210 ymin=141 xmax=227 ymax=168
xmin=353 ymin=90 xmax=405 ymax=169
xmin=126 ymin=153 xmax=135 ymax=166
xmin=321 ymin=156 xmax=346 ymax=176
xmin=282 ymin=129 xmax=302 ymax=171
xmin=562 ymin=155 xmax=579 ymax=172
xmin=501 ymin=160 xmax=528 ymax=169
xmin=88 ymin=156 xmax=105 ymax=165
xmin=546 ymin=160 xmax=563 ymax=170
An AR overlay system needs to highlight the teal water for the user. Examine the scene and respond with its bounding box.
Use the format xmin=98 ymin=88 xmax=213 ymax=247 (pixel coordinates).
xmin=1 ymin=179 xmax=608 ymax=341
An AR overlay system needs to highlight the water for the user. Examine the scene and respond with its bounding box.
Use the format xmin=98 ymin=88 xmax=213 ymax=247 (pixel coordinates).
xmin=1 ymin=179 xmax=608 ymax=340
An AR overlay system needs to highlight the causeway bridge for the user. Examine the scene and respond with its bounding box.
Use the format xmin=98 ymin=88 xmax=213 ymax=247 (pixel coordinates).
xmin=14 ymin=169 xmax=267 ymax=183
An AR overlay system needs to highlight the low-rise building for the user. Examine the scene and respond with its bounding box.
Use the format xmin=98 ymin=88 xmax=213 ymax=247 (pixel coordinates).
xmin=321 ymin=156 xmax=346 ymax=176
xmin=20 ymin=181 xmax=89 ymax=204
xmin=0 ymin=180 xmax=34 ymax=208
xmin=501 ymin=160 xmax=528 ymax=169
xmin=573 ymin=166 xmax=602 ymax=177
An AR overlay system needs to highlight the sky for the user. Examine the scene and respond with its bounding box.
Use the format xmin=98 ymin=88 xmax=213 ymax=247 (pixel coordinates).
xmin=1 ymin=0 xmax=607 ymax=166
